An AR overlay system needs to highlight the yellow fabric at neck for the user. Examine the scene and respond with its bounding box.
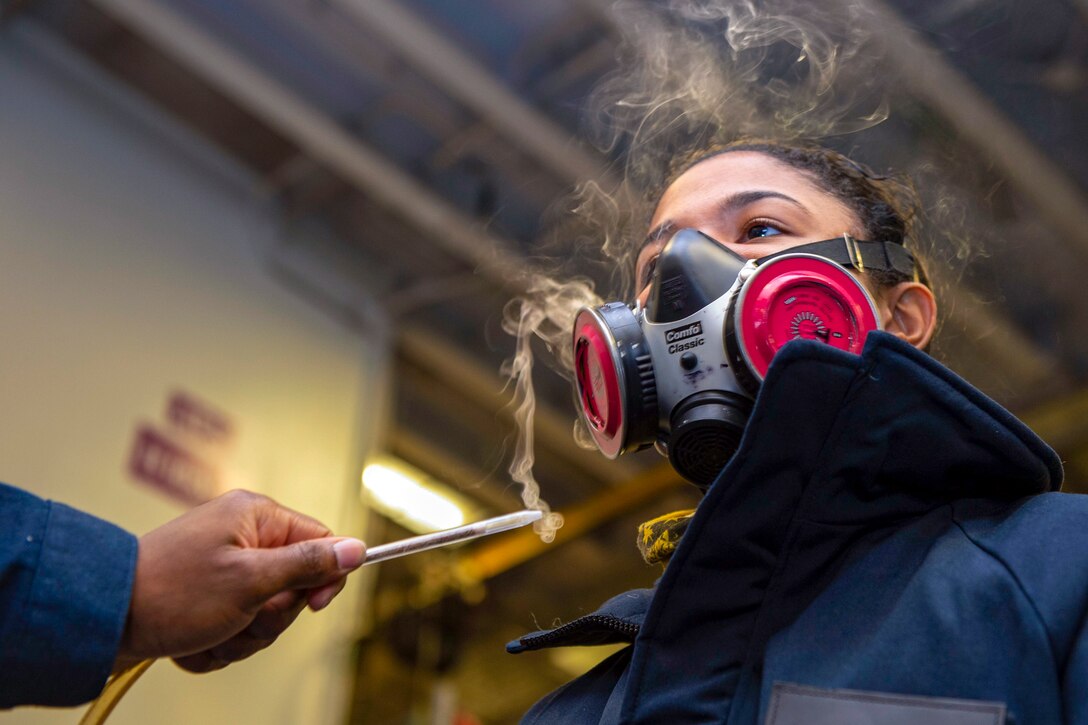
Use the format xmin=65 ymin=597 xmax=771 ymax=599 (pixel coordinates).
xmin=637 ymin=509 xmax=696 ymax=565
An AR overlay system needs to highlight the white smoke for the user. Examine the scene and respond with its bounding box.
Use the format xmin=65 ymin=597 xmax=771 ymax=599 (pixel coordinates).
xmin=502 ymin=275 xmax=601 ymax=542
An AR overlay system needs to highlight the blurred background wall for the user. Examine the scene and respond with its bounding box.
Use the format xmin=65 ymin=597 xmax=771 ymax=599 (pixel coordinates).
xmin=0 ymin=24 xmax=386 ymax=725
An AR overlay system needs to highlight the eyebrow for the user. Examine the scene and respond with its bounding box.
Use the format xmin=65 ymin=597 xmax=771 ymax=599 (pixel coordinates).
xmin=642 ymin=190 xmax=808 ymax=249
xmin=719 ymin=190 xmax=806 ymax=215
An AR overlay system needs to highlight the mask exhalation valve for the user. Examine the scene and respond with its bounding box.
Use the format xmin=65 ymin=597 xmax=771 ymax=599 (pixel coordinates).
xmin=667 ymin=390 xmax=752 ymax=488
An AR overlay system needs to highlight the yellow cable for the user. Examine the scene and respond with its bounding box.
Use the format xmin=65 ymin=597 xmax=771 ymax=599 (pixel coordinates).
xmin=79 ymin=659 xmax=154 ymax=725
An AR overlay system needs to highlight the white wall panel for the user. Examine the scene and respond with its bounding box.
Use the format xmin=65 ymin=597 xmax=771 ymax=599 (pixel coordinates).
xmin=0 ymin=23 xmax=384 ymax=725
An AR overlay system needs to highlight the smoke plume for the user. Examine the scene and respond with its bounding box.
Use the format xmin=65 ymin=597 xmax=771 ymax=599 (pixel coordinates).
xmin=501 ymin=276 xmax=600 ymax=542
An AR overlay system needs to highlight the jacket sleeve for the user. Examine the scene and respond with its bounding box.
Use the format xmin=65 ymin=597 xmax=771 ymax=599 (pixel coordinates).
xmin=0 ymin=482 xmax=137 ymax=708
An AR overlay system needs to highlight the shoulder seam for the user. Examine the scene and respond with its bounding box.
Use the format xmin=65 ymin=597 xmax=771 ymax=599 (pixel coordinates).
xmin=949 ymin=510 xmax=1059 ymax=673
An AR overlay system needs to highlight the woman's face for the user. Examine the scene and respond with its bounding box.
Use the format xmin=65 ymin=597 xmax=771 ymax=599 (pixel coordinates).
xmin=637 ymin=151 xmax=863 ymax=305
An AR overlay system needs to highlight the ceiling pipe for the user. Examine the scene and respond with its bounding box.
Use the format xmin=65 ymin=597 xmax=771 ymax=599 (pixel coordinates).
xmin=851 ymin=0 xmax=1088 ymax=262
xmin=330 ymin=0 xmax=613 ymax=189
xmin=86 ymin=0 xmax=530 ymax=295
xmin=255 ymin=0 xmax=566 ymax=211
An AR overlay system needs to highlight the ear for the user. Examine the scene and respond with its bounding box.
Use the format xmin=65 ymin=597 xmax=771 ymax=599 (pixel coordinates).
xmin=879 ymin=281 xmax=937 ymax=350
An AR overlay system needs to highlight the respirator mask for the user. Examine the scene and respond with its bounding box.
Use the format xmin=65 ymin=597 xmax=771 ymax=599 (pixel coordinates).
xmin=571 ymin=228 xmax=917 ymax=488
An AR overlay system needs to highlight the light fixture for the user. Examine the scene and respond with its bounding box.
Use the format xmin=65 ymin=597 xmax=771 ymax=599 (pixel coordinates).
xmin=361 ymin=457 xmax=472 ymax=533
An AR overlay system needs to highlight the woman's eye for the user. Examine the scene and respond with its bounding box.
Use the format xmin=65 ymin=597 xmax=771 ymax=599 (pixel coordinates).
xmin=746 ymin=223 xmax=783 ymax=239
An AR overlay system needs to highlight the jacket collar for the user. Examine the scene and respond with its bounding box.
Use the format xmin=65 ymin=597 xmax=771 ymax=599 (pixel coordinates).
xmin=729 ymin=331 xmax=1062 ymax=524
xmin=510 ymin=333 xmax=1062 ymax=656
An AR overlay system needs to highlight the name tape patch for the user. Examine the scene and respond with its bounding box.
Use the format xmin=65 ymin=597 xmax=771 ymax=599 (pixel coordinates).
xmin=765 ymin=683 xmax=1006 ymax=725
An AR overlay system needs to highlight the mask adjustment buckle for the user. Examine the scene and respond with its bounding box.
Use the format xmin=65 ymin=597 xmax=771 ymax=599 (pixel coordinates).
xmin=842 ymin=233 xmax=865 ymax=273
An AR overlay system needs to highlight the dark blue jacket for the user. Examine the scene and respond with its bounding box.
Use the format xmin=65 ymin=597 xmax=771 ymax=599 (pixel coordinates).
xmin=510 ymin=333 xmax=1081 ymax=724
xmin=0 ymin=483 xmax=136 ymax=708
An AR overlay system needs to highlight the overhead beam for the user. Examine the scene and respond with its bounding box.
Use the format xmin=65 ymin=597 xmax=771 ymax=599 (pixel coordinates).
xmin=255 ymin=0 xmax=566 ymax=211
xmin=854 ymin=0 xmax=1088 ymax=262
xmin=331 ymin=0 xmax=611 ymax=188
xmin=87 ymin=0 xmax=529 ymax=293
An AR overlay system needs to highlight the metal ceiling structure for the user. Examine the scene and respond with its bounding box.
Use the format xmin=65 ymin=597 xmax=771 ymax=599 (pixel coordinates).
xmin=5 ymin=0 xmax=1088 ymax=721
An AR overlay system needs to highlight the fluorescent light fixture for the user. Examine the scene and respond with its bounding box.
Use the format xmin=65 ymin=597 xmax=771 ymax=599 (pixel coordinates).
xmin=362 ymin=458 xmax=468 ymax=533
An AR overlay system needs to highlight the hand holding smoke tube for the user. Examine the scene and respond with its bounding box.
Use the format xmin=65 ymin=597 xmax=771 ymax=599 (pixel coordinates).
xmin=114 ymin=490 xmax=366 ymax=674
xmin=114 ymin=498 xmax=544 ymax=674
xmin=572 ymin=229 xmax=916 ymax=487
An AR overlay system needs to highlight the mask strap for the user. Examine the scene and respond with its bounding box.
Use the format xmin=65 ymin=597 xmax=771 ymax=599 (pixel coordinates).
xmin=757 ymin=236 xmax=916 ymax=279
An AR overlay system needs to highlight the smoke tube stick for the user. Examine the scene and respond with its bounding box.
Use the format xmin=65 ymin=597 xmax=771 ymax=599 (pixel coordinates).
xmin=362 ymin=510 xmax=544 ymax=565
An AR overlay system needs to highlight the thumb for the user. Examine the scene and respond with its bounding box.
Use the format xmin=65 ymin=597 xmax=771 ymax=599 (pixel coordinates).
xmin=251 ymin=537 xmax=366 ymax=596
